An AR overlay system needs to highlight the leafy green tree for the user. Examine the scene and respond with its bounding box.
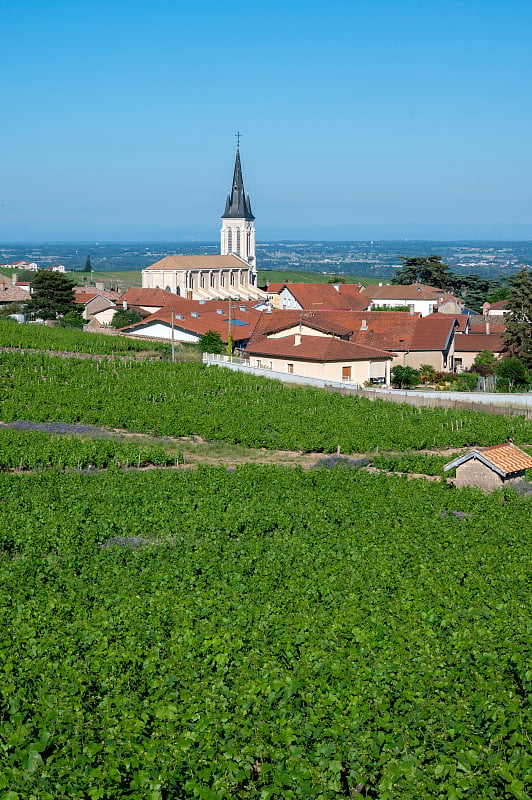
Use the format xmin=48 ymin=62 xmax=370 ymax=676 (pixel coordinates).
xmin=495 ymin=356 xmax=528 ymax=391
xmin=83 ymin=255 xmax=92 ymax=273
xmin=392 ymin=255 xmax=453 ymax=289
xmin=61 ymin=310 xmax=84 ymax=328
xmin=418 ymin=364 xmax=436 ymax=384
xmin=502 ymin=267 xmax=532 ymax=368
xmin=198 ymin=329 xmax=224 ymax=354
xmin=27 ymin=271 xmax=76 ymax=320
xmin=473 ymin=350 xmax=497 ymax=376
xmin=391 ymin=365 xmax=419 ymax=388
xmin=486 ymin=284 xmax=510 ymax=304
xmin=112 ymin=308 xmax=142 ymax=329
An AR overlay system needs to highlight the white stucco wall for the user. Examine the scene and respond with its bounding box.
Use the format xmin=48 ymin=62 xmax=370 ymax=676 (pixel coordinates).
xmin=249 ymin=356 xmax=388 ymax=385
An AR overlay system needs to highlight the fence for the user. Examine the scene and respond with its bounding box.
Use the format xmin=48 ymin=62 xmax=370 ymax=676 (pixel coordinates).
xmin=202 ymin=353 xmax=532 ymax=418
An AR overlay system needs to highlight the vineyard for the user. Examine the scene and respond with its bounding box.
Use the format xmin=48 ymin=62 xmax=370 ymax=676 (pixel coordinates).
xmin=0 ymin=427 xmax=180 ymax=471
xmin=1 ymin=341 xmax=531 ymax=798
xmin=0 ymin=466 xmax=530 ymax=799
xmin=0 ymin=319 xmax=173 ymax=357
xmin=1 ymin=352 xmax=531 ymax=452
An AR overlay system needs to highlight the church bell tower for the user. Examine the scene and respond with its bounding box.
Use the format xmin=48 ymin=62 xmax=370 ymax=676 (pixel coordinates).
xmin=221 ymin=140 xmax=256 ymax=274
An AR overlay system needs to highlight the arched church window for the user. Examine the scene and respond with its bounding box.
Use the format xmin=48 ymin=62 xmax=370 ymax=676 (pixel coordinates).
xmin=210 ymin=272 xmax=215 ymax=287
xmin=236 ymin=229 xmax=241 ymax=255
xmin=165 ymin=286 xmax=171 ymax=292
xmin=227 ymin=229 xmax=232 ymax=253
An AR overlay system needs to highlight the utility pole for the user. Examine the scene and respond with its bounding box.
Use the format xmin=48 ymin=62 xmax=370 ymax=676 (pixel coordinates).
xmin=171 ymin=307 xmax=175 ymax=363
xmin=227 ymin=301 xmax=233 ymax=357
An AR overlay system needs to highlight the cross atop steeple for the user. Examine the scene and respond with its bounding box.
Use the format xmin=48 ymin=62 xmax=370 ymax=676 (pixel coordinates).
xmin=222 ymin=144 xmax=254 ymax=220
xmin=235 ymin=130 xmax=242 ymax=148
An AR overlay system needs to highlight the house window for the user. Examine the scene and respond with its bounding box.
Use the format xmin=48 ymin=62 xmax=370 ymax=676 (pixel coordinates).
xmin=287 ymin=363 xmax=294 ymax=374
xmin=227 ymin=229 xmax=232 ymax=252
xmin=342 ymin=366 xmax=352 ymax=381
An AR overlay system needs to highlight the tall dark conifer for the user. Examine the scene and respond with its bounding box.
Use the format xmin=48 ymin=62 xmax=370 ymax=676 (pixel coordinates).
xmin=502 ymin=267 xmax=532 ymax=368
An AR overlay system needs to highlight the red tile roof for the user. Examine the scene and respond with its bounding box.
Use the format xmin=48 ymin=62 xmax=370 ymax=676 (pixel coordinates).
xmin=279 ymin=282 xmax=369 ymax=311
xmin=445 ymin=444 xmax=532 ymax=476
xmin=118 ymin=302 xmax=262 ymax=343
xmin=360 ymin=282 xmax=460 ymax=303
xmin=469 ymin=322 xmax=506 ymax=334
xmin=120 ymin=287 xmax=180 ymax=307
xmin=143 ymin=255 xmax=247 ymax=271
xmin=250 ymin=310 xmax=457 ymax=353
xmin=454 ymin=333 xmax=504 ymax=353
xmin=487 ymin=300 xmax=510 ymax=310
xmin=480 ymin=444 xmax=532 ymax=473
xmin=246 ymin=334 xmax=392 ymax=362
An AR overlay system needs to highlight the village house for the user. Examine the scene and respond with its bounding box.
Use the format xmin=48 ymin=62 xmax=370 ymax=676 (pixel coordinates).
xmin=453 ymin=333 xmax=505 ymax=372
xmin=0 ymin=278 xmax=31 ymax=308
xmin=117 ymin=299 xmax=262 ymax=348
xmin=444 ymin=444 xmax=532 ymax=491
xmin=482 ymin=300 xmax=510 ymax=317
xmin=273 ymin=282 xmax=369 ymax=312
xmin=359 ymin=283 xmax=464 ymax=317
xmin=251 ymin=310 xmax=458 ymax=372
xmin=245 ymin=332 xmax=393 ymax=385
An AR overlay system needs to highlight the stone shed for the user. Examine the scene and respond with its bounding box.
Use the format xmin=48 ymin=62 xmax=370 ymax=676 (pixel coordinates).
xmin=444 ymin=443 xmax=532 ymax=491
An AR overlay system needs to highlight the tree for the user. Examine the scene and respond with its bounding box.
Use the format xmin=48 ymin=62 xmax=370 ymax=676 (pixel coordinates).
xmin=112 ymin=308 xmax=142 ymax=329
xmin=495 ymin=357 xmax=528 ymax=392
xmin=61 ymin=310 xmax=84 ymax=328
xmin=418 ymin=364 xmax=436 ymax=384
xmin=83 ymin=255 xmax=92 ymax=273
xmin=473 ymin=350 xmax=497 ymax=376
xmin=198 ymin=330 xmax=224 ymax=354
xmin=392 ymin=255 xmax=453 ymax=289
xmin=391 ymin=365 xmax=419 ymax=389
xmin=502 ymin=267 xmax=532 ymax=368
xmin=27 ymin=271 xmax=76 ymax=320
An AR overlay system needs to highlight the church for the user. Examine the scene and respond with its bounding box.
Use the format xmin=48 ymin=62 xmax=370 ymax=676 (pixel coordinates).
xmin=141 ymin=146 xmax=266 ymax=302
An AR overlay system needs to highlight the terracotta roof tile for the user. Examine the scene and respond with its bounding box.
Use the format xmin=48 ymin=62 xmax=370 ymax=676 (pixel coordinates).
xmin=360 ymin=283 xmax=460 ymax=303
xmin=280 ymin=282 xmax=369 ymax=311
xmin=246 ymin=334 xmax=392 ymax=362
xmin=454 ymin=333 xmax=504 ymax=353
xmin=118 ymin=301 xmax=262 ymax=343
xmin=143 ymin=255 xmax=248 ymax=271
xmin=480 ymin=444 xmax=532 ymax=473
xmin=251 ymin=310 xmax=457 ymax=352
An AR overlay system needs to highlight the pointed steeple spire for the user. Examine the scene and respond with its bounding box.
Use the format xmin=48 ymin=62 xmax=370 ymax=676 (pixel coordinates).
xmin=222 ymin=146 xmax=255 ymax=220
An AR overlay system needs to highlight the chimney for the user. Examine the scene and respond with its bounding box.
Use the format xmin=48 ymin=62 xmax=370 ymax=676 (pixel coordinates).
xmin=486 ymin=321 xmax=490 ymax=335
xmin=294 ymin=332 xmax=301 ymax=346
xmin=361 ymin=319 xmax=367 ymax=330
xmin=122 ymin=300 xmax=127 ymax=310
xmin=95 ymin=280 xmax=104 ymax=291
xmin=12 ymin=273 xmax=17 ymax=285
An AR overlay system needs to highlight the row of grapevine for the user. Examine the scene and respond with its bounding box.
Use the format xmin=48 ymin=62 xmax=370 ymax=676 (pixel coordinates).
xmin=0 ymin=319 xmax=172 ymax=357
xmin=1 ymin=353 xmax=530 ymax=452
xmin=0 ymin=465 xmax=530 ymax=798
xmin=0 ymin=428 xmax=180 ymax=470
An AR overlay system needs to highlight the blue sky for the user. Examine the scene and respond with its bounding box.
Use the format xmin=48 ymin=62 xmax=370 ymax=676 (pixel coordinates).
xmin=2 ymin=0 xmax=532 ymax=240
